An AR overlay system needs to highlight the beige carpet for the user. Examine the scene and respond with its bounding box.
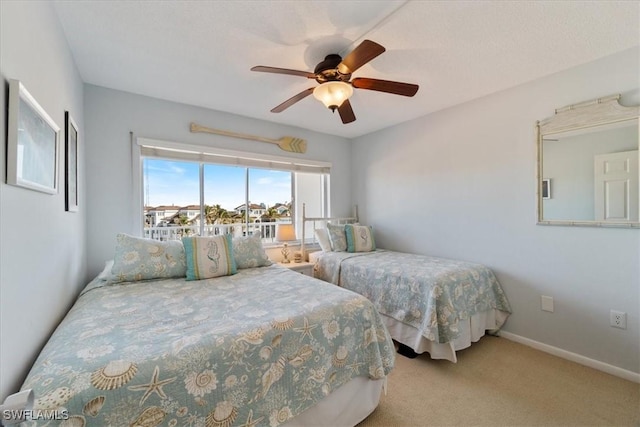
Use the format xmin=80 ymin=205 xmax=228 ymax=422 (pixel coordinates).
xmin=358 ymin=336 xmax=639 ymax=427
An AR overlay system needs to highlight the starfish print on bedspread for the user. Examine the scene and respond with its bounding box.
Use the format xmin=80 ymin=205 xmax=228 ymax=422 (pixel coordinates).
xmin=238 ymin=409 xmax=264 ymax=427
xmin=293 ymin=317 xmax=317 ymax=342
xmin=127 ymin=365 xmax=177 ymax=405
xmin=346 ymin=359 xmax=364 ymax=375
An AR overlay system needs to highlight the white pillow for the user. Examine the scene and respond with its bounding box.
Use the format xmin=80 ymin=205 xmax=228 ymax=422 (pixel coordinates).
xmin=97 ymin=260 xmax=114 ymax=280
xmin=314 ymin=228 xmax=332 ymax=252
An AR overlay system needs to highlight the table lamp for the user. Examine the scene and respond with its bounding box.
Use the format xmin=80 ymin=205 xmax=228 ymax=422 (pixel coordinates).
xmin=275 ymin=223 xmax=296 ymax=263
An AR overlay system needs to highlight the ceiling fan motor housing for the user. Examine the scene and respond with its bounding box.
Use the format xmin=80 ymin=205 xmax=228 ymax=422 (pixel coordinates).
xmin=314 ymin=54 xmax=351 ymax=83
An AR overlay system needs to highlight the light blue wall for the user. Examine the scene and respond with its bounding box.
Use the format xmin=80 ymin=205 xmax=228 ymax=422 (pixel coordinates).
xmin=350 ymin=47 xmax=640 ymax=373
xmin=83 ymin=85 xmax=352 ymax=278
xmin=0 ymin=1 xmax=86 ymax=400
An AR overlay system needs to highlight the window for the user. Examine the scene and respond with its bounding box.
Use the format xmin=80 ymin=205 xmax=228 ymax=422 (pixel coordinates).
xmin=135 ymin=138 xmax=330 ymax=244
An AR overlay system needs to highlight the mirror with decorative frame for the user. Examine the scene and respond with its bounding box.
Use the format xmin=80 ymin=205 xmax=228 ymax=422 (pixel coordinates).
xmin=536 ymin=94 xmax=639 ymax=228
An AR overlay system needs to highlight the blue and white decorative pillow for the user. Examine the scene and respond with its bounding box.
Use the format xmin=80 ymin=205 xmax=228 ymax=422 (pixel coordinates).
xmin=182 ymin=235 xmax=237 ymax=280
xmin=345 ymin=224 xmax=376 ymax=253
xmin=326 ymin=223 xmax=348 ymax=252
xmin=232 ymin=233 xmax=272 ymax=269
xmin=111 ymin=233 xmax=187 ymax=282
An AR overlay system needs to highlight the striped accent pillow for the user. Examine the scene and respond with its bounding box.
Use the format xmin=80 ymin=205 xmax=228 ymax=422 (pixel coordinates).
xmin=345 ymin=224 xmax=376 ymax=253
xmin=182 ymin=235 xmax=237 ymax=280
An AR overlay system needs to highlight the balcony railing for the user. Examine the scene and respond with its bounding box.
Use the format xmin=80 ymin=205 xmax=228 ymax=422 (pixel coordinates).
xmin=144 ymin=222 xmax=285 ymax=243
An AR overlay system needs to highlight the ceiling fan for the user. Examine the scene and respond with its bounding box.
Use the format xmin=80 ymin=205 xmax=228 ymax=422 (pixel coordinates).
xmin=251 ymin=40 xmax=419 ymax=124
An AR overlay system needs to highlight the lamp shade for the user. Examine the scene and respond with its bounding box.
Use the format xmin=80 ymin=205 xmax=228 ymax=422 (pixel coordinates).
xmin=275 ymin=223 xmax=296 ymax=242
xmin=313 ymin=81 xmax=353 ymax=111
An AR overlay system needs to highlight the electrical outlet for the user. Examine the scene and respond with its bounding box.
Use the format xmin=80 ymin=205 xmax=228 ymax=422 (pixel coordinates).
xmin=541 ymin=295 xmax=554 ymax=312
xmin=610 ymin=310 xmax=627 ymax=329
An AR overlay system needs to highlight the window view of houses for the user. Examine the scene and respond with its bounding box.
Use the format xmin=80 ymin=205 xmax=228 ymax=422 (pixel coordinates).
xmin=143 ymin=158 xmax=293 ymax=241
xmin=144 ymin=202 xmax=292 ymax=241
xmin=145 ymin=202 xmax=291 ymax=228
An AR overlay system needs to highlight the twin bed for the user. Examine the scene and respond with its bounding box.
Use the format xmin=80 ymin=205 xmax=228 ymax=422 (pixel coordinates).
xmin=18 ymin=234 xmax=394 ymax=427
xmin=310 ymin=250 xmax=511 ymax=362
xmin=302 ymin=206 xmax=512 ymax=363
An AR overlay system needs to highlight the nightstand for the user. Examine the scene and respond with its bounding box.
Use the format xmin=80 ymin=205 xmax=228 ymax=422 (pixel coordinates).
xmin=280 ymin=261 xmax=314 ymax=277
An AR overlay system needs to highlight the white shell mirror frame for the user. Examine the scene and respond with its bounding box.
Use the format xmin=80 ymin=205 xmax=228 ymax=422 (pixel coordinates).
xmin=536 ymin=94 xmax=640 ymax=228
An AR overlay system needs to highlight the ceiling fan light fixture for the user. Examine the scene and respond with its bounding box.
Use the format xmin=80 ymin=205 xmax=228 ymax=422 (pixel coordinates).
xmin=313 ymin=81 xmax=353 ymax=112
xmin=252 ymin=39 xmax=418 ymax=123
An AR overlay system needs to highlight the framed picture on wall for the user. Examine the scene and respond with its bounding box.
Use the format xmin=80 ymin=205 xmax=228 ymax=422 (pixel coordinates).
xmin=65 ymin=111 xmax=79 ymax=212
xmin=7 ymin=79 xmax=60 ymax=194
xmin=542 ymin=178 xmax=551 ymax=199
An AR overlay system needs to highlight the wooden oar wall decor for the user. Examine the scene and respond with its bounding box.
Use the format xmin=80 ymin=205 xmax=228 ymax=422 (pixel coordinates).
xmin=190 ymin=122 xmax=307 ymax=154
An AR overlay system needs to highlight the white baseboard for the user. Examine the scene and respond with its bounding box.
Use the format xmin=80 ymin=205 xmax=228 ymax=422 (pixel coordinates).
xmin=499 ymin=331 xmax=640 ymax=383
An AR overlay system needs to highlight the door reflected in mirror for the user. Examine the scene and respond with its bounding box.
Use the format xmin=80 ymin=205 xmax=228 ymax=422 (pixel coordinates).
xmin=542 ymin=120 xmax=638 ymax=222
xmin=537 ymin=95 xmax=640 ymax=228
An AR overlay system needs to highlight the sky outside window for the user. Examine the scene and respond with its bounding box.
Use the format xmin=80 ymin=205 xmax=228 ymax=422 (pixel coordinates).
xmin=248 ymin=168 xmax=291 ymax=209
xmin=144 ymin=159 xmax=291 ymax=210
xmin=204 ymin=164 xmax=246 ymax=210
xmin=144 ymin=159 xmax=199 ymax=207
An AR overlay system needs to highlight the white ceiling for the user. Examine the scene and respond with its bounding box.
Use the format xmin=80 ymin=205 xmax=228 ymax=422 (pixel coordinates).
xmin=52 ymin=0 xmax=639 ymax=139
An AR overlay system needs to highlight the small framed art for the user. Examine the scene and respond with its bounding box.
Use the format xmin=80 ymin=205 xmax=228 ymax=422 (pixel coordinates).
xmin=65 ymin=111 xmax=79 ymax=212
xmin=7 ymin=79 xmax=60 ymax=194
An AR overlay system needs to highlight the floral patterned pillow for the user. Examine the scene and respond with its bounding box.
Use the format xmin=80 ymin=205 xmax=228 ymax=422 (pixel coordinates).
xmin=182 ymin=235 xmax=237 ymax=280
xmin=111 ymin=233 xmax=187 ymax=282
xmin=326 ymin=223 xmax=348 ymax=252
xmin=345 ymin=224 xmax=376 ymax=253
xmin=232 ymin=233 xmax=272 ymax=269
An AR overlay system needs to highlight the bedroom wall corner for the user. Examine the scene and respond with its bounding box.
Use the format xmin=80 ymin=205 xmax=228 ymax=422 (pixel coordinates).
xmin=0 ymin=1 xmax=86 ymax=400
xmin=350 ymin=47 xmax=640 ymax=374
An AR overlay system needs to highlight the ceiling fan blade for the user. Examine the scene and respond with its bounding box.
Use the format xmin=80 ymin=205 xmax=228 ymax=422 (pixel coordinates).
xmin=352 ymin=77 xmax=419 ymax=97
xmin=271 ymin=88 xmax=315 ymax=113
xmin=338 ymin=99 xmax=356 ymax=124
xmin=251 ymin=66 xmax=315 ymax=79
xmin=337 ymin=40 xmax=385 ymax=75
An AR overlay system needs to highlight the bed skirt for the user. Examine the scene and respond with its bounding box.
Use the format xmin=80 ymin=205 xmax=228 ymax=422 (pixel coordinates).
xmin=284 ymin=376 xmax=385 ymax=426
xmin=383 ymin=309 xmax=510 ymax=363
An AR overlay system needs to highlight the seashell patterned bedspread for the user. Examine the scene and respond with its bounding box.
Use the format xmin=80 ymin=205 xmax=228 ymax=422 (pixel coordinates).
xmin=313 ymin=250 xmax=512 ymax=344
xmin=20 ymin=265 xmax=395 ymax=426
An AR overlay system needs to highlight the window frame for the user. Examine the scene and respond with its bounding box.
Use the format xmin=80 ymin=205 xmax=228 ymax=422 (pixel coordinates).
xmin=132 ymin=137 xmax=330 ymax=242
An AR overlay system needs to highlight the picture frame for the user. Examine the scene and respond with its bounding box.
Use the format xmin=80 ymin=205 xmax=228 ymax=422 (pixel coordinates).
xmin=65 ymin=111 xmax=79 ymax=212
xmin=7 ymin=79 xmax=60 ymax=194
xmin=542 ymin=178 xmax=551 ymax=199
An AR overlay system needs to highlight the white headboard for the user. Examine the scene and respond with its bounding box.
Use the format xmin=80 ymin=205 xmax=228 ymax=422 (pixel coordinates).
xmin=301 ymin=203 xmax=358 ymax=259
